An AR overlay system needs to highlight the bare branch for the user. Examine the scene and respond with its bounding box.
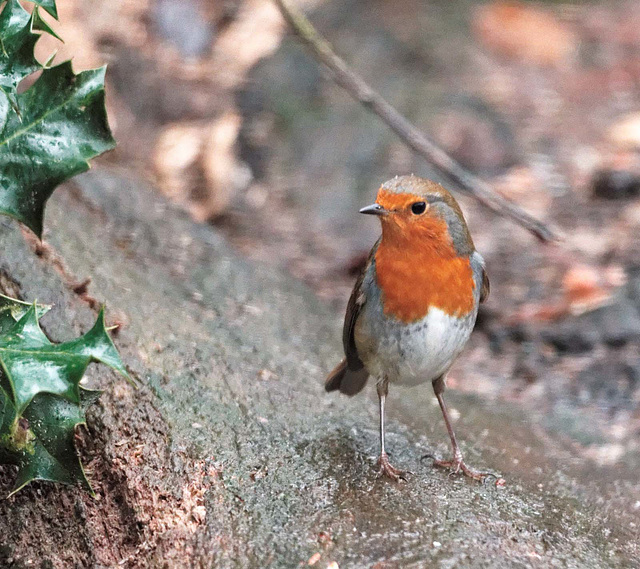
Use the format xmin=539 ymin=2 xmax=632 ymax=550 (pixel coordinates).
xmin=273 ymin=0 xmax=557 ymax=242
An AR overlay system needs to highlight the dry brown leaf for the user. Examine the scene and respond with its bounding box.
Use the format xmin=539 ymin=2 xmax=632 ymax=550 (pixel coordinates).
xmin=562 ymin=263 xmax=612 ymax=314
xmin=474 ymin=2 xmax=577 ymax=66
xmin=510 ymin=262 xmax=623 ymax=324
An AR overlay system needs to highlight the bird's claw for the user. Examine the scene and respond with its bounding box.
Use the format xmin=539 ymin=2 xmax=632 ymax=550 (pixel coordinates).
xmin=376 ymin=452 xmax=410 ymax=482
xmin=428 ymin=454 xmax=500 ymax=484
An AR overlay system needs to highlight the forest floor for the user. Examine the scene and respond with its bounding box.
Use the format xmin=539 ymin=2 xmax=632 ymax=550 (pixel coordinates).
xmin=3 ymin=2 xmax=640 ymax=566
xmin=38 ymin=0 xmax=640 ymax=489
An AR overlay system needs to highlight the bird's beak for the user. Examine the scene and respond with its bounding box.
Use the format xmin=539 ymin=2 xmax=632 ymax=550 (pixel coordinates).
xmin=359 ymin=203 xmax=389 ymax=216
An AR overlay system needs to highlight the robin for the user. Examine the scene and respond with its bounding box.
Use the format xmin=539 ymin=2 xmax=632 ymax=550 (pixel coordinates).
xmin=326 ymin=175 xmax=492 ymax=482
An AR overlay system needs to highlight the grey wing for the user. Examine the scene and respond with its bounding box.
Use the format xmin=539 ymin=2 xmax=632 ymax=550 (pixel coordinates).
xmin=471 ymin=250 xmax=490 ymax=303
xmin=343 ymin=239 xmax=380 ymax=369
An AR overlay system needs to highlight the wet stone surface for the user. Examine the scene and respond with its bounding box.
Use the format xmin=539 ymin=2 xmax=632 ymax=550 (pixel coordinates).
xmin=1 ymin=170 xmax=638 ymax=567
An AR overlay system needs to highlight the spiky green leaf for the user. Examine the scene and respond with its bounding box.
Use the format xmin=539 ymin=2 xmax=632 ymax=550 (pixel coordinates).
xmin=25 ymin=1 xmax=58 ymax=20
xmin=0 ymin=0 xmax=114 ymax=237
xmin=0 ymin=299 xmax=129 ymax=493
xmin=0 ymin=0 xmax=40 ymax=94
xmin=30 ymin=6 xmax=62 ymax=41
xmin=0 ymin=62 xmax=115 ymax=236
xmin=1 ymin=386 xmax=101 ymax=495
xmin=0 ymin=293 xmax=50 ymax=333
xmin=0 ymin=305 xmax=129 ymax=415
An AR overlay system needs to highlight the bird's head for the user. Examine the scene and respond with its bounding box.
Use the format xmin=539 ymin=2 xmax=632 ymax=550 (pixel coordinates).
xmin=360 ymin=175 xmax=475 ymax=256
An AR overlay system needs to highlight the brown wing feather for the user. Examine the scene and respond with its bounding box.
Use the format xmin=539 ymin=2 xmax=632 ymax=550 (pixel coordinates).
xmin=325 ymin=239 xmax=379 ymax=395
xmin=480 ymin=268 xmax=490 ymax=303
xmin=343 ymin=239 xmax=379 ymax=369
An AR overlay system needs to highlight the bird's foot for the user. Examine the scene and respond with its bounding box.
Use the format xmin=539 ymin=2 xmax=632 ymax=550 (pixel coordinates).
xmin=426 ymin=453 xmax=499 ymax=483
xmin=376 ymin=452 xmax=410 ymax=482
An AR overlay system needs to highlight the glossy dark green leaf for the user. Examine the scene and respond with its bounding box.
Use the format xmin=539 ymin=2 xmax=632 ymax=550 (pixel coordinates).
xmin=0 ymin=0 xmax=113 ymax=237
xmin=0 ymin=305 xmax=130 ymax=415
xmin=25 ymin=0 xmax=58 ymax=20
xmin=0 ymin=62 xmax=115 ymax=236
xmin=1 ymin=386 xmax=101 ymax=494
xmin=30 ymin=6 xmax=62 ymax=41
xmin=0 ymin=293 xmax=50 ymax=333
xmin=0 ymin=0 xmax=40 ymax=94
xmin=0 ymin=299 xmax=129 ymax=493
xmin=0 ymin=385 xmax=19 ymax=457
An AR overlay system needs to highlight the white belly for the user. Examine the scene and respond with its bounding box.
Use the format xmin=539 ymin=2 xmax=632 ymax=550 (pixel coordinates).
xmin=354 ymin=305 xmax=476 ymax=386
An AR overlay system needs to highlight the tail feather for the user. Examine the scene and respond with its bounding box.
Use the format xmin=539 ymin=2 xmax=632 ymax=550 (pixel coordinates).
xmin=325 ymin=359 xmax=369 ymax=396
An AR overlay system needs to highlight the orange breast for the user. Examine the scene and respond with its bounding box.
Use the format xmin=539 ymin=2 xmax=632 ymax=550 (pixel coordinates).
xmin=374 ymin=217 xmax=476 ymax=323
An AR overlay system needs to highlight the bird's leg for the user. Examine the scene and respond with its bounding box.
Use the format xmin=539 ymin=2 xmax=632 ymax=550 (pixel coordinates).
xmin=430 ymin=375 xmax=492 ymax=481
xmin=376 ymin=378 xmax=408 ymax=481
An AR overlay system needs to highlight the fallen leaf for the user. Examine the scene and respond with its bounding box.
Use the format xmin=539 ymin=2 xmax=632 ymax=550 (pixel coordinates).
xmin=474 ymin=1 xmax=577 ymax=66
xmin=562 ymin=264 xmax=612 ymax=314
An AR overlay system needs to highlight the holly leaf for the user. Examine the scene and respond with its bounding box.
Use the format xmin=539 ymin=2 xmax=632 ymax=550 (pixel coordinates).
xmin=0 ymin=62 xmax=115 ymax=237
xmin=30 ymin=5 xmax=62 ymax=42
xmin=0 ymin=301 xmax=129 ymax=493
xmin=25 ymin=1 xmax=58 ymax=20
xmin=0 ymin=305 xmax=129 ymax=415
xmin=0 ymin=293 xmax=50 ymax=333
xmin=1 ymin=387 xmax=101 ymax=495
xmin=0 ymin=0 xmax=114 ymax=237
xmin=0 ymin=0 xmax=40 ymax=94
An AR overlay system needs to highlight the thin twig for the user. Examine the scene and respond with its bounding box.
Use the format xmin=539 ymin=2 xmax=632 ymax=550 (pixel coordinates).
xmin=273 ymin=0 xmax=557 ymax=242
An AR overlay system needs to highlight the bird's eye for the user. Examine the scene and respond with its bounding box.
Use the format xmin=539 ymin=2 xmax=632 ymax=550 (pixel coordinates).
xmin=411 ymin=201 xmax=426 ymax=215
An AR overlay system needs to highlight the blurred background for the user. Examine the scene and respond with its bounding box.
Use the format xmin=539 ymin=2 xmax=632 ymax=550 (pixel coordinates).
xmin=39 ymin=0 xmax=640 ymax=468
